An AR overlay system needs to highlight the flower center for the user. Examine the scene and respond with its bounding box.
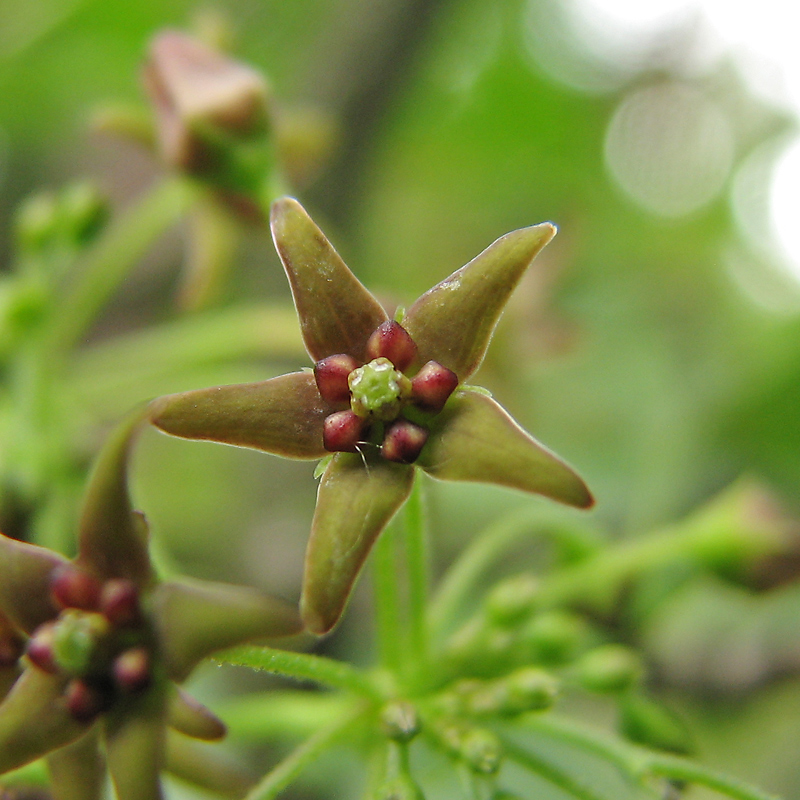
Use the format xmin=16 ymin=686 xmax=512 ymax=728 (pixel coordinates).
xmin=52 ymin=610 xmax=109 ymax=675
xmin=348 ymin=357 xmax=411 ymax=422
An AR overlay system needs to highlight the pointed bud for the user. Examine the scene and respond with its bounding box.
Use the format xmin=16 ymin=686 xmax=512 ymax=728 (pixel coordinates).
xmin=323 ymin=410 xmax=366 ymax=453
xmin=573 ymin=645 xmax=643 ymax=694
xmin=314 ymin=354 xmax=360 ymax=403
xmin=380 ymin=701 xmax=420 ymax=742
xmin=459 ymin=727 xmax=502 ymax=774
xmin=485 ymin=573 xmax=539 ymax=626
xmin=26 ymin=623 xmax=58 ymax=673
xmin=366 ymin=321 xmax=418 ymax=372
xmin=50 ymin=566 xmax=102 ymax=611
xmin=113 ymin=647 xmax=152 ymax=693
xmin=100 ymin=579 xmax=141 ymax=628
xmin=411 ymin=361 xmax=458 ymax=413
xmin=382 ymin=420 xmax=428 ymax=464
xmin=64 ymin=679 xmax=111 ymax=722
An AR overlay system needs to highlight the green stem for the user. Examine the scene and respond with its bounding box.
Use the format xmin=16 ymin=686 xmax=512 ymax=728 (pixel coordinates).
xmin=404 ymin=473 xmax=428 ymax=676
xmin=524 ymin=716 xmax=780 ymax=800
xmin=244 ymin=706 xmax=365 ymax=800
xmin=373 ymin=518 xmax=403 ymax=671
xmin=43 ymin=176 xmax=196 ymax=354
xmin=216 ymin=646 xmax=379 ymax=699
xmin=500 ymin=737 xmax=611 ymax=800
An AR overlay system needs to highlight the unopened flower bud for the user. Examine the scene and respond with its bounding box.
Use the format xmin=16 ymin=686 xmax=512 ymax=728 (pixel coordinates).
xmin=100 ymin=579 xmax=141 ymax=627
xmin=485 ymin=573 xmax=539 ymax=626
xmin=366 ymin=321 xmax=417 ymax=372
xmin=573 ymin=644 xmax=643 ymax=695
xmin=522 ymin=610 xmax=587 ymax=666
xmin=26 ymin=623 xmax=58 ymax=673
xmin=323 ymin=410 xmax=366 ymax=453
xmin=65 ymin=679 xmax=111 ymax=722
xmin=382 ymin=420 xmax=428 ymax=464
xmin=113 ymin=647 xmax=152 ymax=693
xmin=50 ymin=566 xmax=102 ymax=611
xmin=380 ymin=701 xmax=420 ymax=742
xmin=315 ymin=354 xmax=360 ymax=403
xmin=619 ymin=692 xmax=694 ymax=755
xmin=410 ymin=361 xmax=458 ymax=413
xmin=53 ymin=611 xmax=109 ymax=676
xmin=459 ymin=727 xmax=503 ymax=774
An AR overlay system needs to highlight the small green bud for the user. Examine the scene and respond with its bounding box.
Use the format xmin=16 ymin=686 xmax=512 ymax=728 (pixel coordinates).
xmin=14 ymin=192 xmax=59 ymax=252
xmin=485 ymin=573 xmax=539 ymax=626
xmin=573 ymin=645 xmax=643 ymax=694
xmin=59 ymin=182 xmax=108 ymax=245
xmin=459 ymin=727 xmax=503 ymax=774
xmin=619 ymin=692 xmax=694 ymax=756
xmin=522 ymin=610 xmax=588 ymax=665
xmin=380 ymin=701 xmax=420 ymax=742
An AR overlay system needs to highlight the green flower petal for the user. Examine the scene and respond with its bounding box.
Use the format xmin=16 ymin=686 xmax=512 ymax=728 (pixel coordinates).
xmin=152 ymin=579 xmax=302 ymax=682
xmin=103 ymin=685 xmax=167 ymax=800
xmin=47 ymin=729 xmax=105 ymax=800
xmin=77 ymin=407 xmax=152 ymax=585
xmin=149 ymin=371 xmax=331 ymax=459
xmin=0 ymin=534 xmax=65 ymax=634
xmin=0 ymin=669 xmax=91 ymax=774
xmin=301 ymin=451 xmax=414 ymax=634
xmin=167 ymin=686 xmax=226 ymax=741
xmin=417 ymin=390 xmax=593 ymax=509
xmin=270 ymin=197 xmax=388 ymax=362
xmin=402 ymin=223 xmax=556 ymax=380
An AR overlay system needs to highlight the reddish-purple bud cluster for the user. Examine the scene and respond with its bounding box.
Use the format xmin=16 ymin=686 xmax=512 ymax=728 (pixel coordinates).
xmin=25 ymin=566 xmax=152 ymax=721
xmin=314 ymin=321 xmax=458 ymax=464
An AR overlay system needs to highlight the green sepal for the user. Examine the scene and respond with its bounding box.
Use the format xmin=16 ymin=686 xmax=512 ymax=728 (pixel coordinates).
xmin=165 ymin=731 xmax=256 ymax=798
xmin=47 ymin=729 xmax=105 ymax=800
xmin=103 ymin=683 xmax=168 ymax=800
xmin=402 ymin=223 xmax=556 ymax=380
xmin=77 ymin=406 xmax=152 ymax=586
xmin=149 ymin=371 xmax=332 ymax=459
xmin=167 ymin=686 xmax=226 ymax=741
xmin=301 ymin=451 xmax=414 ymax=634
xmin=152 ymin=579 xmax=302 ymax=682
xmin=270 ymin=197 xmax=388 ymax=362
xmin=418 ymin=391 xmax=593 ymax=509
xmin=0 ymin=533 xmax=65 ymax=635
xmin=0 ymin=669 xmax=92 ymax=775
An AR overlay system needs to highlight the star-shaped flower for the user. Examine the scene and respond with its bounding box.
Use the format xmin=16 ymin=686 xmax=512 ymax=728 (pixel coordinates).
xmin=0 ymin=410 xmax=301 ymax=800
xmin=149 ymin=198 xmax=593 ymax=634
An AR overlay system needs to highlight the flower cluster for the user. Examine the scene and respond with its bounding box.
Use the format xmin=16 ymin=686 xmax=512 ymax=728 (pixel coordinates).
xmin=0 ymin=410 xmax=300 ymax=799
xmin=149 ymin=197 xmax=593 ymax=634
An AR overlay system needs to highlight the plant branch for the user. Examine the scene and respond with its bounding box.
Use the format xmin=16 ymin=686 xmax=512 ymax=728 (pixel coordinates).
xmin=373 ymin=518 xmax=404 ymax=672
xmin=404 ymin=472 xmax=429 ymax=677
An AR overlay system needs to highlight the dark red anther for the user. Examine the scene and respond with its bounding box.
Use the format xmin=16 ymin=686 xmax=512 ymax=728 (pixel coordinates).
xmin=25 ymin=623 xmax=58 ymax=673
xmin=113 ymin=647 xmax=152 ymax=693
xmin=382 ymin=420 xmax=429 ymax=464
xmin=100 ymin=579 xmax=141 ymax=628
xmin=411 ymin=361 xmax=459 ymax=412
xmin=365 ymin=321 xmax=417 ymax=372
xmin=323 ymin=411 xmax=366 ymax=453
xmin=50 ymin=565 xmax=101 ymax=611
xmin=65 ymin=678 xmax=112 ymax=721
xmin=314 ymin=354 xmax=360 ymax=403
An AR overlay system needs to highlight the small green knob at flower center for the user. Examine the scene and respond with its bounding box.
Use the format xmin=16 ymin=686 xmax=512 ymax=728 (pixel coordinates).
xmin=349 ymin=358 xmax=411 ymax=421
xmin=53 ymin=610 xmax=109 ymax=676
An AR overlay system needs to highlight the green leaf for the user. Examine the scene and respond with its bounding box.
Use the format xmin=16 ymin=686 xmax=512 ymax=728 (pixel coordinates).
xmin=418 ymin=391 xmax=593 ymax=509
xmin=0 ymin=669 xmax=91 ymax=775
xmin=152 ymin=579 xmax=302 ymax=682
xmin=149 ymin=371 xmax=332 ymax=459
xmin=301 ymin=451 xmax=414 ymax=634
xmin=270 ymin=197 xmax=388 ymax=362
xmin=402 ymin=223 xmax=556 ymax=380
xmin=77 ymin=406 xmax=152 ymax=586
xmin=0 ymin=534 xmax=65 ymax=635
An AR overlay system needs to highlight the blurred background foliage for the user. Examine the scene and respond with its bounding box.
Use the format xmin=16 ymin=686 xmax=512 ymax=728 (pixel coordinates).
xmin=2 ymin=0 xmax=800 ymax=797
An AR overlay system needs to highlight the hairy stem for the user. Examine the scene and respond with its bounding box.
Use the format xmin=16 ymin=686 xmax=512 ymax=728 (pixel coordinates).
xmin=216 ymin=646 xmax=379 ymax=699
